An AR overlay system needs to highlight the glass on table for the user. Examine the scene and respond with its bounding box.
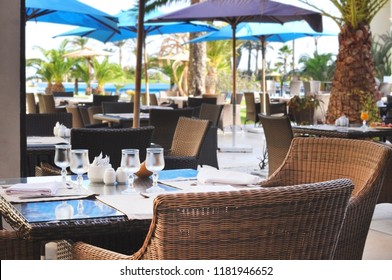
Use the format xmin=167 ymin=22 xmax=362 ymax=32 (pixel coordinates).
xmin=145 ymin=147 xmax=165 ymax=193
xmin=120 ymin=149 xmax=140 ymax=194
xmin=70 ymin=149 xmax=89 ymax=190
xmin=54 ymin=144 xmax=71 ymax=186
xmin=360 ymin=111 xmax=369 ymax=131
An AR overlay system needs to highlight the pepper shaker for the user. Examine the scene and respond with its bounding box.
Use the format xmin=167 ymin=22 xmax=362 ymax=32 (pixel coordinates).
xmin=103 ymin=168 xmax=116 ymax=185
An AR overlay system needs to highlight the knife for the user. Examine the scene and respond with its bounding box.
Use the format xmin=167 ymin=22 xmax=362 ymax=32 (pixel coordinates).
xmin=18 ymin=194 xmax=88 ymax=199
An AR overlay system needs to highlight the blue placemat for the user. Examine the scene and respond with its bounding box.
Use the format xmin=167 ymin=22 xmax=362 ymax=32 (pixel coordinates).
xmin=158 ymin=169 xmax=198 ymax=181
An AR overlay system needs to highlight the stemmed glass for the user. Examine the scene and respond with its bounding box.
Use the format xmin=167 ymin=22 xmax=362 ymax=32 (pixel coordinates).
xmin=120 ymin=149 xmax=140 ymax=194
xmin=70 ymin=149 xmax=90 ymax=190
xmin=145 ymin=147 xmax=165 ymax=193
xmin=54 ymin=144 xmax=71 ymax=186
xmin=360 ymin=111 xmax=369 ymax=131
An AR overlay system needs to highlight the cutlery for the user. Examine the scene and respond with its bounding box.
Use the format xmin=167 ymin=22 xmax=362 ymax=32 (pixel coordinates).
xmin=18 ymin=194 xmax=87 ymax=199
xmin=139 ymin=192 xmax=150 ymax=199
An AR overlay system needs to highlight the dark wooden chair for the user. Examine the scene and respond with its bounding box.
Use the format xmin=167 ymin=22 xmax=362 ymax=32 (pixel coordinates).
xmin=92 ymin=94 xmax=119 ymax=106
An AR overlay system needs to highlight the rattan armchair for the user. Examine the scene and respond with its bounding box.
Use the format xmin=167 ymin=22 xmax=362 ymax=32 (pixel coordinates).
xmin=71 ymin=126 xmax=154 ymax=169
xmin=244 ymin=92 xmax=261 ymax=125
xmin=258 ymin=114 xmax=294 ymax=176
xmin=26 ymin=112 xmax=73 ymax=136
xmin=164 ymin=117 xmax=210 ymax=170
xmin=149 ymin=108 xmax=194 ymax=151
xmin=260 ymin=137 xmax=392 ymax=259
xmin=71 ymin=179 xmax=353 ymax=260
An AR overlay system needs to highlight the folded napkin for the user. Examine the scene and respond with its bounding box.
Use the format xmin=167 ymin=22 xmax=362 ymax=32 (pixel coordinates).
xmin=5 ymin=182 xmax=59 ymax=196
xmin=197 ymin=167 xmax=263 ymax=186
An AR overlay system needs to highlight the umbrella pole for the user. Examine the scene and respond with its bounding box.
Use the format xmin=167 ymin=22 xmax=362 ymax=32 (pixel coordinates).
xmin=133 ymin=0 xmax=146 ymax=128
xmin=261 ymin=38 xmax=267 ymax=115
xmin=143 ymin=37 xmax=150 ymax=105
xmin=232 ymin=25 xmax=237 ymax=147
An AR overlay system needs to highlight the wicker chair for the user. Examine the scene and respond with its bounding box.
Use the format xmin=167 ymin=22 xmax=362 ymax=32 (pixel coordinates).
xmin=37 ymin=94 xmax=65 ymax=113
xmin=26 ymin=93 xmax=38 ymax=114
xmin=26 ymin=112 xmax=73 ymax=136
xmin=198 ymin=104 xmax=224 ymax=168
xmin=164 ymin=117 xmax=210 ymax=170
xmin=65 ymin=106 xmax=84 ymax=128
xmin=102 ymin=102 xmax=133 ymax=114
xmin=149 ymin=94 xmax=159 ymax=106
xmin=244 ymin=92 xmax=261 ymax=125
xmin=0 ymin=229 xmax=42 ymax=260
xmin=260 ymin=137 xmax=392 ymax=259
xmin=259 ymin=93 xmax=287 ymax=116
xmin=70 ymin=179 xmax=353 ymax=260
xmin=148 ymin=108 xmax=194 ymax=151
xmin=258 ymin=114 xmax=293 ymax=176
xmin=71 ymin=126 xmax=154 ymax=169
xmin=92 ymin=94 xmax=119 ymax=106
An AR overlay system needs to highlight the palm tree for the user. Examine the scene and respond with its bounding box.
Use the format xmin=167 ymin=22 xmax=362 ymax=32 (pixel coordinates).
xmin=372 ymin=31 xmax=392 ymax=82
xmin=26 ymin=40 xmax=76 ymax=94
xmin=300 ymin=0 xmax=389 ymax=124
xmin=90 ymin=58 xmax=125 ymax=94
xmin=299 ymin=52 xmax=336 ymax=82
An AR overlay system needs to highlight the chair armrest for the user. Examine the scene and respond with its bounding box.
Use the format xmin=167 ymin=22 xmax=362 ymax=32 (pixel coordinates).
xmin=73 ymin=241 xmax=133 ymax=260
xmin=164 ymin=156 xmax=198 ymax=170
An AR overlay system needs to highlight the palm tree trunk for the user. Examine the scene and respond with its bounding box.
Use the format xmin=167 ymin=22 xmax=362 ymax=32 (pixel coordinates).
xmin=326 ymin=24 xmax=379 ymax=124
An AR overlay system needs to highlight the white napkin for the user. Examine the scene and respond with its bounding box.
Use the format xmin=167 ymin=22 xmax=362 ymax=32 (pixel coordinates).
xmin=197 ymin=167 xmax=263 ymax=186
xmin=5 ymin=182 xmax=59 ymax=196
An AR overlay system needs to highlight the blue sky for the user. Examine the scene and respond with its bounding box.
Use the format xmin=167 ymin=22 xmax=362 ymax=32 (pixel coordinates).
xmin=25 ymin=0 xmax=340 ymax=71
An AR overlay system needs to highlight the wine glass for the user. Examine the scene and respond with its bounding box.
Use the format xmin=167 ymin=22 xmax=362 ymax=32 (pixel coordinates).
xmin=120 ymin=149 xmax=140 ymax=194
xmin=70 ymin=149 xmax=90 ymax=190
xmin=145 ymin=147 xmax=165 ymax=193
xmin=54 ymin=144 xmax=71 ymax=185
xmin=360 ymin=111 xmax=369 ymax=131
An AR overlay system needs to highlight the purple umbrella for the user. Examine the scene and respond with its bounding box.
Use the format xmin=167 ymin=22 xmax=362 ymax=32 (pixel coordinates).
xmin=148 ymin=0 xmax=322 ymax=150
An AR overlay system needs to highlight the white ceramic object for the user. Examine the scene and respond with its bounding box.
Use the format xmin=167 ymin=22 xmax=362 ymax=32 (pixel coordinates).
xmin=87 ymin=164 xmax=112 ymax=183
xmin=103 ymin=168 xmax=116 ymax=185
xmin=116 ymin=167 xmax=128 ymax=184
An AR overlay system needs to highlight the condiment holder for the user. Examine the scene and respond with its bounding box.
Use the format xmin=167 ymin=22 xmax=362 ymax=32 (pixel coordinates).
xmin=87 ymin=153 xmax=112 ymax=183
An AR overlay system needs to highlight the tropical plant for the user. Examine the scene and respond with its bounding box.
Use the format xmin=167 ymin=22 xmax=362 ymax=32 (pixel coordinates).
xmin=298 ymin=51 xmax=336 ymax=81
xmin=288 ymin=95 xmax=321 ymax=125
xmin=26 ymin=40 xmax=76 ymax=94
xmin=90 ymin=57 xmax=125 ymax=94
xmin=205 ymin=39 xmax=233 ymax=94
xmin=372 ymin=31 xmax=392 ymax=82
xmin=275 ymin=44 xmax=293 ymax=92
xmin=300 ymin=0 xmax=389 ymax=124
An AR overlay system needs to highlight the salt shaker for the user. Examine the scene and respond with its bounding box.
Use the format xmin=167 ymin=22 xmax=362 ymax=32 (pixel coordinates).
xmin=116 ymin=167 xmax=128 ymax=184
xmin=103 ymin=168 xmax=116 ymax=185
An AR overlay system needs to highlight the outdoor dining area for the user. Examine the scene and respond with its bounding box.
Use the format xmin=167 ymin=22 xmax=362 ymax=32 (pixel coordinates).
xmin=2 ymin=0 xmax=392 ymax=271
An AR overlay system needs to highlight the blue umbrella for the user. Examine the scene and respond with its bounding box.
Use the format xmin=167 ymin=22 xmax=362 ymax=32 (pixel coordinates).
xmin=188 ymin=20 xmax=337 ymax=100
xmin=148 ymin=0 xmax=323 ymax=150
xmin=55 ymin=10 xmax=217 ymax=43
xmin=55 ymin=9 xmax=218 ymax=104
xmin=25 ymin=0 xmax=118 ymax=32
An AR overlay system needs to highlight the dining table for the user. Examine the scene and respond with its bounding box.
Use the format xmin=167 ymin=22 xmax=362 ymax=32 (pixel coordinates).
xmin=0 ymin=168 xmax=258 ymax=259
xmin=292 ymin=124 xmax=392 ymax=141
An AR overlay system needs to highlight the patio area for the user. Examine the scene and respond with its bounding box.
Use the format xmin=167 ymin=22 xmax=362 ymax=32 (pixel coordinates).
xmin=217 ymin=125 xmax=392 ymax=260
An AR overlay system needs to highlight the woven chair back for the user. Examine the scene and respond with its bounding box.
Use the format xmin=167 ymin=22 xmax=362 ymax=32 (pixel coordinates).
xmin=170 ymin=117 xmax=210 ymax=157
xmin=259 ymin=114 xmax=293 ymax=176
xmin=133 ymin=179 xmax=353 ymax=260
xmin=71 ymin=126 xmax=154 ymax=169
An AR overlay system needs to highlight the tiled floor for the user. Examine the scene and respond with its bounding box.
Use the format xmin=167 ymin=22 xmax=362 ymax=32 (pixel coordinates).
xmin=216 ymin=125 xmax=392 ymax=260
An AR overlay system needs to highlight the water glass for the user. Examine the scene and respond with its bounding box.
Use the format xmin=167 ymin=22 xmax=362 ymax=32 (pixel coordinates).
xmin=54 ymin=144 xmax=71 ymax=184
xmin=145 ymin=147 xmax=165 ymax=193
xmin=120 ymin=149 xmax=140 ymax=194
xmin=70 ymin=149 xmax=90 ymax=189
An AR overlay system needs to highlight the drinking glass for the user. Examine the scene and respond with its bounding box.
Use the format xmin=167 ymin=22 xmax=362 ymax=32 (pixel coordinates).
xmin=360 ymin=111 xmax=369 ymax=131
xmin=145 ymin=147 xmax=165 ymax=193
xmin=70 ymin=149 xmax=90 ymax=189
xmin=120 ymin=149 xmax=140 ymax=194
xmin=54 ymin=144 xmax=71 ymax=185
